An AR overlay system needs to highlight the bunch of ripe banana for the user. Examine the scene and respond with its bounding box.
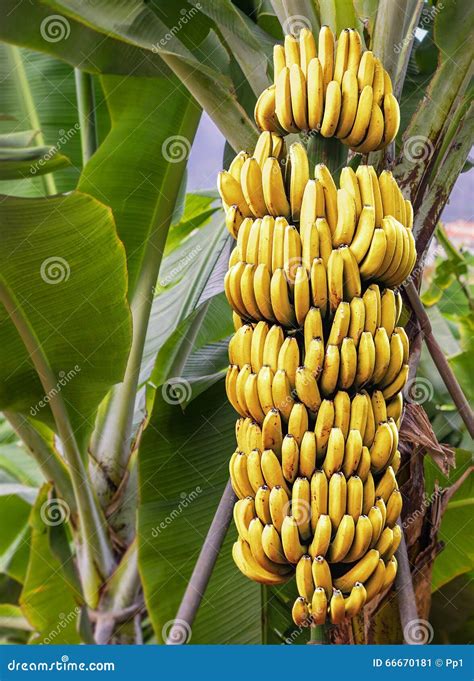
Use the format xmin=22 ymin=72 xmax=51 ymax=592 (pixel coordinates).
xmin=220 ymin=139 xmax=415 ymax=327
xmin=254 ymin=27 xmax=400 ymax=152
xmin=220 ymin=27 xmax=411 ymax=629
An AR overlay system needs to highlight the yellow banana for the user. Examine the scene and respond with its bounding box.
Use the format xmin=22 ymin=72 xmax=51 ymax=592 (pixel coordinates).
xmin=295 ymin=365 xmax=321 ymax=414
xmin=261 ymin=407 xmax=282 ymax=456
xmin=346 ymin=29 xmax=362 ymax=76
xmin=355 ymin=165 xmax=374 ymax=208
xmin=340 ymin=166 xmax=362 ymax=217
xmin=315 ymin=399 xmax=335 ymax=459
xmin=290 ymin=64 xmax=308 ymax=131
xmin=362 ymin=471 xmax=376 ymax=515
xmin=328 ymin=514 xmax=355 ymax=562
xmin=386 ymin=523 xmax=402 ymax=560
xmin=261 ymin=523 xmax=288 ymax=564
xmin=287 ymin=402 xmax=309 ymax=447
xmin=311 ymin=588 xmax=328 ymax=625
xmin=329 ymin=589 xmax=346 ymax=624
xmin=338 ymin=337 xmax=357 ymax=390
xmin=371 ymin=389 xmax=388 ymax=425
xmin=296 ymin=554 xmax=315 ymax=601
xmin=318 ymin=25 xmax=335 ymax=92
xmin=309 ymin=513 xmax=332 ymax=558
xmin=231 ymin=323 xmax=253 ymax=368
xmin=362 ymin=285 xmax=379 ymax=335
xmin=226 ymin=262 xmax=248 ymax=318
xmin=359 ymin=227 xmax=387 ymax=279
xmin=310 ymin=257 xmax=328 ymax=316
xmin=386 ymin=391 xmax=403 ymax=423
xmin=294 ymin=266 xmax=311 ymax=326
xmin=244 ymin=373 xmax=265 ymax=422
xmin=247 ymin=449 xmax=265 ymax=493
xmin=301 ymin=223 xmax=320 ymax=272
xmin=288 ymin=142 xmax=309 ymax=221
xmin=320 ymin=343 xmax=341 ymax=396
xmin=379 ymin=92 xmax=400 ymax=147
xmin=382 ymin=363 xmax=409 ymax=401
xmin=257 ymin=365 xmax=275 ymax=413
xmin=261 ymin=448 xmax=290 ymax=493
xmin=333 ymin=548 xmax=380 ymax=593
xmin=312 ymin=555 xmax=333 ymax=598
xmin=368 ymin=166 xmax=384 ymax=226
xmin=271 ymin=368 xmax=294 ymax=421
xmin=232 ymin=539 xmax=289 ymax=585
xmin=281 ymin=515 xmax=307 ymax=563
xmin=320 ymin=81 xmax=342 ymax=137
xmin=349 ymin=205 xmax=376 ymax=264
xmin=328 ymin=470 xmax=347 ymax=529
xmin=328 ymin=248 xmax=344 ymax=314
xmin=299 ymin=430 xmax=317 ymax=479
xmin=336 ymin=70 xmax=358 ymax=138
xmin=380 ymin=288 xmax=397 ymax=337
xmin=374 ymin=465 xmax=397 ymax=503
xmin=269 ymin=484 xmax=290 ymax=533
xmin=356 ymin=445 xmax=371 ymax=482
xmin=300 ymin=179 xmax=323 ymax=243
xmin=262 ymin=324 xmax=284 ymax=373
xmin=395 ymin=325 xmax=409 ymax=364
xmin=271 ymin=216 xmax=287 ymax=271
xmin=381 ymin=555 xmax=398 ymax=591
xmin=226 ymin=204 xmax=245 ymax=239
xmin=233 ymin=497 xmax=256 ymax=540
xmin=364 ymin=558 xmax=385 ymax=602
xmin=232 ymin=451 xmax=255 ymax=498
xmin=246 ymin=420 xmax=262 ymax=453
xmin=277 ymin=336 xmax=300 ymax=389
xmin=344 ymin=582 xmax=367 ymax=618
xmin=262 ymin=156 xmax=290 ymax=216
xmin=255 ymin=485 xmax=272 ymax=525
xmin=322 ymin=427 xmax=345 ymax=478
xmin=333 ymin=389 xmax=351 ymax=439
xmin=362 ymin=390 xmax=376 ymax=447
xmin=315 ymin=164 xmax=338 ymax=234
xmin=299 ymin=27 xmax=317 ymax=75
xmin=292 ymin=476 xmax=312 ymax=540
xmin=379 ymin=332 xmax=404 ymax=388
xmin=357 ymin=50 xmax=375 ymax=90
xmin=342 ymin=428 xmax=363 ymax=477
xmin=334 ymin=28 xmax=350 ymax=83
xmin=253 ymin=130 xmax=273 ymax=168
xmin=305 ymin=336 xmax=325 ymax=380
xmin=342 ymin=86 xmax=374 ymax=147
xmin=282 ymin=434 xmax=299 ymax=483
xmin=217 ymin=170 xmax=251 ymax=216
xmin=236 ymin=216 xmax=254 ymax=262
xmin=347 ymin=474 xmax=364 ymax=522
xmin=372 ymin=327 xmax=391 ymax=385
xmin=348 ymin=296 xmax=366 ymax=346
xmin=368 ymin=504 xmax=384 ymax=547
xmin=328 ymin=301 xmax=351 ymax=346
xmin=354 ymin=102 xmax=384 ymax=154
xmin=250 ymin=321 xmax=269 ymax=373
xmin=377 ymin=216 xmax=399 ymax=278
xmin=372 ymin=57 xmax=384 ymax=105
xmin=354 ymin=331 xmax=376 ymax=388
xmin=349 ymin=392 xmax=368 ymax=435
xmin=283 ymin=224 xmax=302 ymax=287
xmin=343 ymin=514 xmax=373 ymax=563
xmin=370 ymin=422 xmax=394 ymax=473
xmin=307 ymin=57 xmax=324 ymax=130
xmin=248 ymin=518 xmax=293 ymax=575
xmin=284 ymin=34 xmax=300 ymax=67
xmin=273 ymin=44 xmax=286 ymax=78
xmin=254 ymin=85 xmax=281 ymax=134
xmin=375 ymin=526 xmax=394 ymax=560
xmin=304 ymin=306 xmax=324 ymax=350
xmin=275 ymin=66 xmax=295 ymax=133
xmin=241 ymin=157 xmax=267 ymax=218
xmin=333 ymin=188 xmax=357 ymax=246
xmin=375 ymin=496 xmax=387 ymax=527
xmin=386 ymin=489 xmax=403 ymax=528
xmin=310 ymin=469 xmax=328 ymax=531
xmin=226 ymin=365 xmax=246 ymax=417
xmin=240 ymin=263 xmax=261 ymax=319
xmin=270 ymin=268 xmax=296 ymax=327
xmin=341 ymin=245 xmax=362 ymax=299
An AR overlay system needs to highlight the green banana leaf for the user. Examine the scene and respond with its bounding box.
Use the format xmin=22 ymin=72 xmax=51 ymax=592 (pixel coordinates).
xmin=19 ymin=484 xmax=82 ymax=643
xmin=0 ymin=130 xmax=71 ymax=180
xmin=0 ymin=45 xmax=109 ymax=195
xmin=138 ymin=380 xmax=262 ymax=643
xmin=424 ymin=450 xmax=474 ymax=591
xmin=0 ymin=0 xmax=170 ymax=78
xmin=0 ymin=191 xmax=131 ymax=437
xmin=78 ymin=74 xmax=201 ymax=298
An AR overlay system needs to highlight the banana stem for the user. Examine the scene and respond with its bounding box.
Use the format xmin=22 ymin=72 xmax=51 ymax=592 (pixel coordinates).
xmin=166 ymin=479 xmax=236 ymax=644
xmin=74 ymin=69 xmax=98 ymax=165
xmin=309 ymin=624 xmax=327 ymax=644
xmin=394 ymin=519 xmax=419 ymax=644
